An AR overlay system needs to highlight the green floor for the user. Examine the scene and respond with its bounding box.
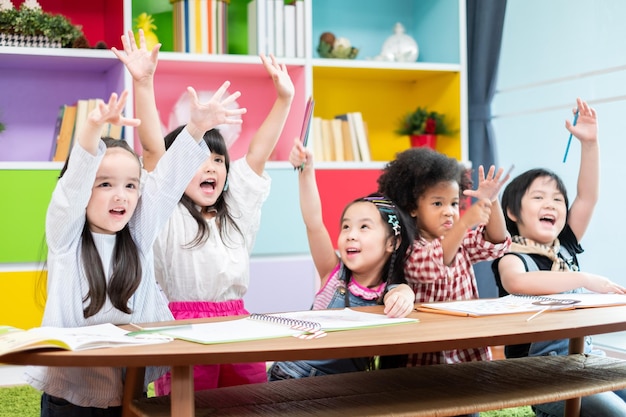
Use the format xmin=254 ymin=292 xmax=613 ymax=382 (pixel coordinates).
xmin=0 ymin=385 xmax=534 ymax=416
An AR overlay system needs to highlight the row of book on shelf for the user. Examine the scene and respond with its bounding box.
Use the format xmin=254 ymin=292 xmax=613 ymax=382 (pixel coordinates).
xmin=248 ymin=0 xmax=306 ymax=58
xmin=310 ymin=112 xmax=372 ymax=162
xmin=49 ymin=99 xmax=123 ymax=163
xmin=171 ymin=0 xmax=229 ymax=54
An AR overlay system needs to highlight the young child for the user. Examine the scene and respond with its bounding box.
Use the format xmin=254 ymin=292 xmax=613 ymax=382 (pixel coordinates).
xmin=26 ymin=86 xmax=220 ymax=416
xmin=267 ymin=139 xmax=416 ymax=380
xmin=377 ymin=147 xmax=511 ymax=367
xmin=493 ymin=98 xmax=626 ymax=417
xmin=113 ymin=30 xmax=294 ymax=394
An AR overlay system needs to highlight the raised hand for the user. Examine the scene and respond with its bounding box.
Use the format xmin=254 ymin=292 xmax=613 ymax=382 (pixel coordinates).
xmin=567 ymin=97 xmax=598 ymax=144
xmin=87 ymin=91 xmax=140 ymax=128
xmin=464 ymin=165 xmax=511 ymax=202
xmin=260 ymin=53 xmax=295 ymax=100
xmin=111 ymin=29 xmax=159 ymax=83
xmin=288 ymin=137 xmax=312 ymax=170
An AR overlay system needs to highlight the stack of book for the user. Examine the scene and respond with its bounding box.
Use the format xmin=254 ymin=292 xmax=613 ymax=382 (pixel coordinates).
xmin=311 ymin=112 xmax=371 ymax=162
xmin=171 ymin=0 xmax=229 ymax=54
xmin=248 ymin=0 xmax=305 ymax=58
xmin=49 ymin=99 xmax=123 ymax=163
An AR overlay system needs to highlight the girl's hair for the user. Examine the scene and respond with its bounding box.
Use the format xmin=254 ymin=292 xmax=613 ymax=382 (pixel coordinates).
xmin=59 ymin=137 xmax=142 ymax=318
xmin=377 ymin=147 xmax=469 ymax=229
xmin=501 ymin=168 xmax=569 ymax=236
xmin=164 ymin=125 xmax=243 ymax=248
xmin=339 ymin=193 xmax=416 ymax=289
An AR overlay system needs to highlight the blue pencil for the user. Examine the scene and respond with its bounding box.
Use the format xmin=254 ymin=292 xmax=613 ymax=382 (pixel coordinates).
xmin=562 ymin=110 xmax=579 ymax=163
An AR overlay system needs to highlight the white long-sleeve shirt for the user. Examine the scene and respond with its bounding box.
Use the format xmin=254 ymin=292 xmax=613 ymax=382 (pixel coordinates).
xmin=154 ymin=158 xmax=270 ymax=302
xmin=26 ymin=129 xmax=208 ymax=408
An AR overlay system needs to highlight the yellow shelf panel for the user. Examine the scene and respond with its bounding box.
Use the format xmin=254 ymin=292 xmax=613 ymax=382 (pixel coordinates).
xmin=0 ymin=271 xmax=46 ymax=329
xmin=313 ymin=67 xmax=461 ymax=161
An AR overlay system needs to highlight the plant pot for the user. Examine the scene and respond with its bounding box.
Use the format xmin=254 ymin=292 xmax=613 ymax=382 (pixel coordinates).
xmin=410 ymin=134 xmax=437 ymax=149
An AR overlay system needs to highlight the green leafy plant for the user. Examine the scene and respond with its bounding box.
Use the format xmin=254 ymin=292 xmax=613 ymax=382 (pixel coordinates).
xmin=395 ymin=106 xmax=454 ymax=136
xmin=0 ymin=4 xmax=84 ymax=47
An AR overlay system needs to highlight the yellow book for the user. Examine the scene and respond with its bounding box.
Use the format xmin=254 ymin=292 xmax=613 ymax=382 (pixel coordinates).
xmin=52 ymin=104 xmax=77 ymax=162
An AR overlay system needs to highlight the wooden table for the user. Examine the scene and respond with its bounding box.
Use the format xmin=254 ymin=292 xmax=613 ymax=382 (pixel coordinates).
xmin=4 ymin=305 xmax=626 ymax=417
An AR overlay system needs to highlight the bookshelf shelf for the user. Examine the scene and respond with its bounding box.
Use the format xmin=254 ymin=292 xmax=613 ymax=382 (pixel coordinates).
xmin=0 ymin=0 xmax=467 ymax=328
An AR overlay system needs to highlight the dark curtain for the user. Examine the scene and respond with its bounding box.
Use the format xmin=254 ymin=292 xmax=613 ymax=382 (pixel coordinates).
xmin=466 ymin=1 xmax=507 ymax=298
xmin=466 ymin=0 xmax=507 ymax=177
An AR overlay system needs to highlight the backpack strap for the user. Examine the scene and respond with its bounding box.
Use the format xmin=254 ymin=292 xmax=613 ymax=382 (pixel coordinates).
xmin=515 ymin=253 xmax=539 ymax=272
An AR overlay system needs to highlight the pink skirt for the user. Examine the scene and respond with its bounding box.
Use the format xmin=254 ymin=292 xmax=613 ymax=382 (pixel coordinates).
xmin=153 ymin=299 xmax=268 ymax=395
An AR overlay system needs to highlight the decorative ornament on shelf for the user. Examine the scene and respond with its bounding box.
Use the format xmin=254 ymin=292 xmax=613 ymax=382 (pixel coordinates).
xmin=317 ymin=31 xmax=358 ymax=59
xmin=395 ymin=106 xmax=454 ymax=149
xmin=375 ymin=22 xmax=418 ymax=62
xmin=134 ymin=12 xmax=159 ymax=50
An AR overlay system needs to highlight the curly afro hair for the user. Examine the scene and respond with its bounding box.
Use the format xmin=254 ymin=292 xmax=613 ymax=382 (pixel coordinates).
xmin=377 ymin=147 xmax=471 ymax=215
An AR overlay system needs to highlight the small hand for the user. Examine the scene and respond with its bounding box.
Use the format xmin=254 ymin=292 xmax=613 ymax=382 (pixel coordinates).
xmin=111 ymin=29 xmax=160 ymax=83
xmin=87 ymin=91 xmax=140 ymax=128
xmin=260 ymin=53 xmax=295 ymax=100
xmin=567 ymin=97 xmax=598 ymax=144
xmin=201 ymin=80 xmax=247 ymax=127
xmin=460 ymin=198 xmax=492 ymax=229
xmin=383 ymin=285 xmax=415 ymax=318
xmin=288 ymin=137 xmax=311 ymax=170
xmin=463 ymin=165 xmax=510 ymax=202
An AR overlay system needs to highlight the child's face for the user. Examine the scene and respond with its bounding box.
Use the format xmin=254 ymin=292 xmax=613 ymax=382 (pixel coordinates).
xmin=413 ymin=180 xmax=460 ymax=241
xmin=185 ymin=152 xmax=228 ymax=211
xmin=510 ymin=176 xmax=567 ymax=245
xmin=337 ymin=202 xmax=394 ymax=278
xmin=86 ymin=148 xmax=141 ymax=234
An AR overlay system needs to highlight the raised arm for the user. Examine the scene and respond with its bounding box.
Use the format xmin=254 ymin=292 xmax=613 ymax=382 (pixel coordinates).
xmin=288 ymin=138 xmax=338 ymax=283
xmin=246 ymin=54 xmax=295 ymax=176
xmin=112 ymin=30 xmax=246 ymax=171
xmin=463 ymin=165 xmax=511 ymax=244
xmin=566 ymin=98 xmax=599 ymax=241
xmin=78 ymin=91 xmax=140 ymax=155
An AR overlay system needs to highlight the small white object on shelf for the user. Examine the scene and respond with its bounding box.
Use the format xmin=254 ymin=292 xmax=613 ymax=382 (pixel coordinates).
xmin=375 ymin=22 xmax=419 ymax=63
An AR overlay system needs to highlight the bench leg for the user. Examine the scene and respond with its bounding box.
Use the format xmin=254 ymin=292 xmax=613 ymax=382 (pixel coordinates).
xmin=122 ymin=367 xmax=145 ymax=417
xmin=171 ymin=365 xmax=195 ymax=417
xmin=564 ymin=337 xmax=586 ymax=417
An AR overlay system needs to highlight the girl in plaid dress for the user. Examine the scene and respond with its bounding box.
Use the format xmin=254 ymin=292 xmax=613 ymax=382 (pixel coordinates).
xmin=378 ymin=148 xmax=511 ymax=365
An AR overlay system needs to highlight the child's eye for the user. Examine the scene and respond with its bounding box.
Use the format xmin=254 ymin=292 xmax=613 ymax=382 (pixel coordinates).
xmin=341 ymin=224 xmax=350 ymax=230
xmin=98 ymin=182 xmax=111 ymax=188
xmin=360 ymin=224 xmax=370 ymax=230
xmin=126 ymin=183 xmax=137 ymax=190
xmin=433 ymin=202 xmax=442 ymax=207
xmin=451 ymin=202 xmax=459 ymax=208
xmin=214 ymin=156 xmax=225 ymax=164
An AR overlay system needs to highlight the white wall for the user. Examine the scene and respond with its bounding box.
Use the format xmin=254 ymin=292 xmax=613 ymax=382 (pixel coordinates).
xmin=493 ymin=0 xmax=626 ymax=286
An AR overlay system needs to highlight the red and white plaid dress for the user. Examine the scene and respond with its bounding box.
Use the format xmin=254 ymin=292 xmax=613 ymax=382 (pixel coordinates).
xmin=405 ymin=225 xmax=510 ymax=365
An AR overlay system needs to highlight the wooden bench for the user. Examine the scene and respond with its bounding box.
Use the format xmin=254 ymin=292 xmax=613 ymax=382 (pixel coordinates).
xmin=130 ymin=354 xmax=626 ymax=417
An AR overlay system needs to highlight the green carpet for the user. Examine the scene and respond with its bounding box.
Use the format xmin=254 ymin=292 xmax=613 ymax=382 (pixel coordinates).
xmin=0 ymin=385 xmax=41 ymax=417
xmin=0 ymin=385 xmax=534 ymax=416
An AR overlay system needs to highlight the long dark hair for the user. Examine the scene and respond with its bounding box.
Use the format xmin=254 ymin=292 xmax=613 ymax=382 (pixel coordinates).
xmin=164 ymin=125 xmax=243 ymax=248
xmin=59 ymin=138 xmax=142 ymax=318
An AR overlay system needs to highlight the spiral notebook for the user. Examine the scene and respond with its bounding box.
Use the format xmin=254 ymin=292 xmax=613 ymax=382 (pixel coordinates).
xmin=417 ymin=293 xmax=626 ymax=317
xmin=129 ymin=308 xmax=418 ymax=345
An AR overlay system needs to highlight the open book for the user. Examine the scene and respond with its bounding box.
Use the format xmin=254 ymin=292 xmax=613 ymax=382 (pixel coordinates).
xmin=417 ymin=293 xmax=626 ymax=317
xmin=0 ymin=323 xmax=171 ymax=358
xmin=128 ymin=308 xmax=418 ymax=345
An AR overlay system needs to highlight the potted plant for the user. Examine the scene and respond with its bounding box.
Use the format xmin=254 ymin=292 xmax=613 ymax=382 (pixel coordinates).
xmin=395 ymin=106 xmax=453 ymax=149
xmin=0 ymin=2 xmax=85 ymax=48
